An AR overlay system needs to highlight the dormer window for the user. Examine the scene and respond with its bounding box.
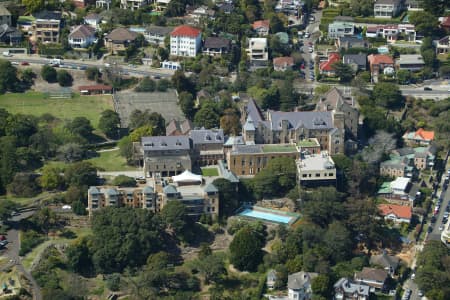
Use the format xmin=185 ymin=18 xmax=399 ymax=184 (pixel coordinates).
xmin=205 ymin=135 xmax=211 ymax=140
xmin=176 ymin=140 xmax=182 ymax=146
xmin=216 ymin=135 xmax=222 ymax=140
xmin=161 ymin=141 xmax=167 ymax=146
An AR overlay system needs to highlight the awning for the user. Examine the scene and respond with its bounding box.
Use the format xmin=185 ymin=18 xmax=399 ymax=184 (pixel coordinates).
xmin=172 ymin=170 xmax=202 ymax=183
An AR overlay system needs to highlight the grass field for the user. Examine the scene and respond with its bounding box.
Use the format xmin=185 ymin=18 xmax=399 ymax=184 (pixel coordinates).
xmin=263 ymin=145 xmax=297 ymax=153
xmin=201 ymin=167 xmax=219 ymax=177
xmin=0 ymin=92 xmax=113 ymax=128
xmin=87 ymin=149 xmax=139 ymax=171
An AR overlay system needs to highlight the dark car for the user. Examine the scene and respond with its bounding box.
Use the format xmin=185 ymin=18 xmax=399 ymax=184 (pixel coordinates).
xmin=424 ymin=87 xmax=432 ymax=91
xmin=427 ymin=226 xmax=433 ymax=233
xmin=431 ymin=216 xmax=436 ymax=223
xmin=20 ymin=61 xmax=29 ymax=66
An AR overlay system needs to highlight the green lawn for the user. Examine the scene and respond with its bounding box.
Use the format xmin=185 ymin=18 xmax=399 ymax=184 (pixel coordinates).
xmin=87 ymin=149 xmax=139 ymax=171
xmin=201 ymin=167 xmax=219 ymax=176
xmin=0 ymin=92 xmax=113 ymax=128
xmin=0 ymin=191 xmax=54 ymax=207
xmin=262 ymin=145 xmax=297 ymax=153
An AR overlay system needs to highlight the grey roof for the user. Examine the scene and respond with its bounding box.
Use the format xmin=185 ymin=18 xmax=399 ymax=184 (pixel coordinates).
xmin=204 ymin=183 xmax=218 ymax=193
xmin=0 ymin=5 xmax=11 ymax=16
xmin=105 ymin=28 xmax=138 ymax=42
xmin=394 ymin=147 xmax=415 ymax=156
xmin=190 ymin=128 xmax=224 ymax=145
xmin=142 ymin=136 xmax=191 ymax=151
xmin=85 ymin=13 xmax=101 ymax=21
xmin=166 ymin=119 xmax=192 ymax=136
xmin=204 ymin=37 xmax=231 ymax=49
xmin=245 ymin=99 xmax=263 ymax=124
xmin=355 ymin=267 xmax=389 ymax=282
xmin=231 ymin=144 xmax=263 ymax=154
xmin=243 ymin=116 xmax=256 ymax=131
xmin=224 ymin=136 xmax=245 ymax=146
xmin=143 ymin=186 xmax=154 ymax=193
xmin=288 ymin=271 xmax=318 ymax=290
xmin=269 ymin=111 xmax=334 ymax=130
xmin=69 ymin=25 xmax=95 ymax=39
xmin=146 ymin=25 xmax=173 ymax=36
xmin=343 ymin=54 xmax=367 ymax=66
xmin=374 ymin=0 xmax=401 ymax=4
xmin=267 ymin=269 xmax=277 ymax=281
xmin=370 ymin=251 xmax=399 ymax=270
xmin=334 ymin=278 xmax=370 ymax=296
xmin=224 ymin=171 xmax=239 ymax=183
xmin=339 ymin=36 xmax=367 ymax=47
xmin=33 ymin=10 xmax=61 ymax=20
xmin=218 ymin=3 xmax=234 ymax=13
xmin=164 ymin=185 xmax=178 ymax=194
xmin=105 ymin=188 xmax=119 ymax=196
xmin=88 ymin=186 xmax=100 ymax=194
xmin=0 ymin=24 xmax=22 ymax=39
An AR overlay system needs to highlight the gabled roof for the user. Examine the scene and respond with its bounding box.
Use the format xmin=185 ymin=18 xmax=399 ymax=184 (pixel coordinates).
xmin=170 ymin=25 xmax=201 ymax=37
xmin=190 ymin=128 xmax=224 ymax=145
xmin=166 ymin=119 xmax=192 ymax=136
xmin=319 ymin=53 xmax=340 ymax=71
xmin=33 ymin=10 xmax=61 ymax=20
xmin=141 ymin=136 xmax=191 ymax=151
xmin=204 ymin=183 xmax=218 ymax=193
xmin=269 ymin=111 xmax=334 ymax=130
xmin=105 ymin=28 xmax=138 ymax=42
xmin=163 ymin=185 xmax=178 ymax=194
xmin=143 ymin=186 xmax=154 ymax=193
xmin=273 ymin=56 xmax=294 ymax=67
xmin=368 ymin=54 xmax=394 ymax=66
xmin=243 ymin=116 xmax=256 ymax=131
xmin=441 ymin=16 xmax=450 ymax=28
xmin=69 ymin=25 xmax=96 ymax=39
xmin=252 ymin=20 xmax=270 ymax=30
xmin=415 ymin=128 xmax=434 ymax=141
xmin=378 ymin=204 xmax=412 ymax=219
xmin=355 ymin=267 xmax=389 ymax=283
xmin=88 ymin=186 xmax=100 ymax=194
xmin=0 ymin=24 xmax=22 ymax=39
xmin=343 ymin=54 xmax=367 ymax=66
xmin=334 ymin=278 xmax=370 ymax=296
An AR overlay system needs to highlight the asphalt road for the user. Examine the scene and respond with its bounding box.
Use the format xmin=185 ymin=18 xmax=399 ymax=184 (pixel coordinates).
xmin=3 ymin=209 xmax=42 ymax=300
xmin=428 ymin=175 xmax=450 ymax=241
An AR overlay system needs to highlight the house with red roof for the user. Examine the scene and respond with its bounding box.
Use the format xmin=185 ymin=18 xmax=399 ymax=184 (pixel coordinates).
xmin=319 ymin=53 xmax=340 ymax=77
xmin=378 ymin=204 xmax=412 ymax=224
xmin=252 ymin=20 xmax=270 ymax=36
xmin=402 ymin=128 xmax=435 ymax=146
xmin=367 ymin=54 xmax=395 ymax=82
xmin=273 ymin=56 xmax=294 ymax=71
xmin=170 ymin=25 xmax=202 ymax=57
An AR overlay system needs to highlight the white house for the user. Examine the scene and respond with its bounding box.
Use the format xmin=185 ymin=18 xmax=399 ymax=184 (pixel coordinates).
xmin=120 ymin=0 xmax=147 ymax=10
xmin=84 ymin=13 xmax=102 ymax=30
xmin=68 ymin=25 xmax=96 ymax=48
xmin=374 ymin=0 xmax=403 ymax=18
xmin=170 ymin=25 xmax=202 ymax=57
xmin=288 ymin=271 xmax=318 ymax=300
xmin=246 ymin=38 xmax=269 ymax=69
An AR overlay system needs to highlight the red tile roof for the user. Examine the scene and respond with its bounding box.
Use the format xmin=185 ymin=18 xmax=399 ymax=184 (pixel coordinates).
xmin=319 ymin=52 xmax=340 ymax=71
xmin=368 ymin=54 xmax=394 ymax=66
xmin=441 ymin=16 xmax=450 ymax=28
xmin=273 ymin=56 xmax=294 ymax=67
xmin=415 ymin=128 xmax=435 ymax=141
xmin=379 ymin=204 xmax=412 ymax=220
xmin=252 ymin=20 xmax=270 ymax=30
xmin=170 ymin=25 xmax=201 ymax=37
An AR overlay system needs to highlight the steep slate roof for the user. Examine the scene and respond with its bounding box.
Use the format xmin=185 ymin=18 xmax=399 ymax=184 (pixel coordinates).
xmin=105 ymin=28 xmax=138 ymax=42
xmin=163 ymin=185 xmax=178 ymax=194
xmin=141 ymin=136 xmax=191 ymax=151
xmin=268 ymin=111 xmax=334 ymax=130
xmin=190 ymin=128 xmax=224 ymax=145
xmin=370 ymin=251 xmax=400 ymax=270
xmin=355 ymin=267 xmax=389 ymax=283
xmin=170 ymin=25 xmax=201 ymax=37
xmin=378 ymin=204 xmax=412 ymax=219
xmin=69 ymin=25 xmax=95 ymax=39
xmin=287 ymin=271 xmax=318 ymax=290
xmin=204 ymin=37 xmax=231 ymax=49
xmin=243 ymin=116 xmax=256 ymax=131
xmin=166 ymin=119 xmax=192 ymax=136
xmin=142 ymin=186 xmax=154 ymax=193
xmin=0 ymin=24 xmax=22 ymax=39
xmin=338 ymin=36 xmax=367 ymax=47
xmin=88 ymin=186 xmax=100 ymax=194
xmin=245 ymin=98 xmax=264 ymax=124
xmin=343 ymin=54 xmax=367 ymax=66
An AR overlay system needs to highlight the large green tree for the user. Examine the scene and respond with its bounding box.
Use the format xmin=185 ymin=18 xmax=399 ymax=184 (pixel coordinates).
xmin=98 ymin=109 xmax=120 ymax=138
xmin=0 ymin=59 xmax=20 ymax=93
xmin=129 ymin=109 xmax=165 ymax=134
xmin=409 ymin=11 xmax=439 ymax=37
xmin=0 ymin=199 xmax=18 ymax=222
xmin=41 ymin=65 xmax=57 ymax=83
xmin=252 ymin=157 xmax=296 ymax=199
xmin=229 ymin=226 xmax=263 ymax=271
xmin=65 ymin=117 xmax=94 ymax=138
xmin=332 ymin=62 xmax=354 ymax=83
xmin=194 ymin=102 xmax=220 ymax=129
xmin=372 ymin=82 xmax=404 ymax=109
xmin=39 ymin=165 xmax=65 ymax=191
xmin=178 ymin=91 xmax=196 ymax=120
xmin=64 ymin=161 xmax=97 ymax=187
xmin=212 ymin=178 xmax=239 ymax=217
xmin=22 ymin=0 xmax=44 ymax=13
xmin=161 ymin=200 xmax=187 ymax=236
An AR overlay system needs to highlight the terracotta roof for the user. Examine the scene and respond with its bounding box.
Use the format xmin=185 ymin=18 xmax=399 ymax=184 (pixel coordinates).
xmin=367 ymin=54 xmax=394 ymax=66
xmin=378 ymin=204 xmax=412 ymax=219
xmin=69 ymin=25 xmax=95 ymax=39
xmin=415 ymin=128 xmax=435 ymax=141
xmin=170 ymin=25 xmax=201 ymax=37
xmin=441 ymin=16 xmax=450 ymax=28
xmin=319 ymin=53 xmax=340 ymax=71
xmin=273 ymin=56 xmax=294 ymax=67
xmin=105 ymin=28 xmax=138 ymax=42
xmin=78 ymin=84 xmax=112 ymax=91
xmin=252 ymin=20 xmax=270 ymax=30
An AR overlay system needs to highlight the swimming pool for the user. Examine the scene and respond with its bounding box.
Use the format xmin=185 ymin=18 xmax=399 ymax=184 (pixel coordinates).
xmin=238 ymin=208 xmax=293 ymax=224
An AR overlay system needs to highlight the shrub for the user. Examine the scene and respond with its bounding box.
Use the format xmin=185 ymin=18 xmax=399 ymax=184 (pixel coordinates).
xmin=41 ymin=65 xmax=57 ymax=82
xmin=134 ymin=77 xmax=156 ymax=92
xmin=112 ymin=175 xmax=136 ymax=187
xmin=57 ymin=70 xmax=73 ymax=87
xmin=19 ymin=230 xmax=45 ymax=256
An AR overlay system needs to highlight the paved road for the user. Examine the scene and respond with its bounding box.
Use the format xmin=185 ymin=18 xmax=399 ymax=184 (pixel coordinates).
xmin=428 ymin=174 xmax=450 ymax=241
xmin=3 ymin=210 xmax=42 ymax=300
xmin=2 ymin=54 xmax=173 ymax=78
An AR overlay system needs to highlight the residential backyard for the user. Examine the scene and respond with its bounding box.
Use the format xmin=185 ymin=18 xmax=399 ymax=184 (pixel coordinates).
xmin=0 ymin=92 xmax=113 ymax=128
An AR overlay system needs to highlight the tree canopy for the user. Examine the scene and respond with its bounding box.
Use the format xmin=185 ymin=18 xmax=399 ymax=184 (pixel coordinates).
xmin=229 ymin=226 xmax=264 ymax=271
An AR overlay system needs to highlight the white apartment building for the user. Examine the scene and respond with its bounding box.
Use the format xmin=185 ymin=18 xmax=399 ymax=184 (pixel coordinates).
xmin=297 ymin=151 xmax=337 ymax=187
xmin=120 ymin=0 xmax=148 ymax=10
xmin=374 ymin=0 xmax=403 ymax=18
xmin=246 ymin=38 xmax=269 ymax=68
xmin=170 ymin=25 xmax=202 ymax=57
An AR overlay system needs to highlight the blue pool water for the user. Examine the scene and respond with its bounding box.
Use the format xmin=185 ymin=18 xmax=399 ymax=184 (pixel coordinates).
xmin=238 ymin=209 xmax=292 ymax=224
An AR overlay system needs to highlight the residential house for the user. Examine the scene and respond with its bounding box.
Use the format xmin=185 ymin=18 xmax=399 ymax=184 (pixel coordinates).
xmin=370 ymin=251 xmax=400 ymax=276
xmin=336 ymin=36 xmax=368 ymax=50
xmin=378 ymin=204 xmax=412 ymax=224
xmin=405 ymin=0 xmax=422 ymax=11
xmin=32 ymin=10 xmax=61 ymax=44
xmin=333 ymin=278 xmax=370 ymax=300
xmin=380 ymin=156 xmax=413 ymax=178
xmin=367 ymin=54 xmax=395 ymax=81
xmin=435 ymin=36 xmax=449 ymax=55
xmin=241 ymin=98 xmax=345 ymax=155
xmin=328 ymin=20 xmax=355 ymax=39
xmin=267 ymin=269 xmax=277 ymax=290
xmin=316 ymin=87 xmax=359 ymax=139
xmin=84 ymin=13 xmax=102 ymax=30
xmin=396 ymin=54 xmax=425 ymax=71
xmin=366 ymin=24 xmax=416 ymax=43
xmin=252 ymin=20 xmax=270 ymax=36
xmin=144 ymin=26 xmax=172 ymax=45
xmin=68 ymin=25 xmax=96 ymax=48
xmin=189 ymin=128 xmax=224 ymax=166
xmin=203 ymin=37 xmax=231 ymax=56
xmin=287 ymin=271 xmax=318 ymax=300
xmin=96 ymin=0 xmax=111 ymax=9
xmin=154 ymin=0 xmax=171 ymax=11
xmin=190 ymin=6 xmax=215 ymax=21
xmin=402 ymin=128 xmax=434 ymax=146
xmin=170 ymin=25 xmax=202 ymax=57
xmin=343 ymin=54 xmax=367 ymax=72
xmin=273 ymin=56 xmax=295 ymax=71
xmin=297 ymin=151 xmax=337 ymax=187
xmin=0 ymin=5 xmax=11 ymax=26
xmin=373 ymin=0 xmax=403 ymax=18
xmin=104 ymin=28 xmax=138 ymax=54
xmin=354 ymin=267 xmax=389 ymax=292
xmin=246 ymin=38 xmax=269 ymax=69
xmin=120 ymin=0 xmax=148 ymax=10
xmin=166 ymin=119 xmax=192 ymax=136
xmin=389 ymin=146 xmax=436 ymax=171
xmin=319 ymin=52 xmax=340 ymax=77
xmin=0 ymin=24 xmax=22 ymax=45
xmin=218 ymin=3 xmax=234 ymax=14
xmin=377 ymin=176 xmax=418 ymax=206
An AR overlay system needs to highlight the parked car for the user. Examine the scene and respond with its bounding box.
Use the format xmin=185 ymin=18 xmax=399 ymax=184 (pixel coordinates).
xmin=427 ymin=226 xmax=433 ymax=233
xmin=304 ymin=32 xmax=310 ymax=38
xmin=431 ymin=216 xmax=436 ymax=223
xmin=439 ymin=225 xmax=444 ymax=231
xmin=308 ymin=48 xmax=313 ymax=53
xmin=424 ymin=87 xmax=432 ymax=91
xmin=11 ymin=61 xmax=18 ymax=65
xmin=20 ymin=61 xmax=29 ymax=66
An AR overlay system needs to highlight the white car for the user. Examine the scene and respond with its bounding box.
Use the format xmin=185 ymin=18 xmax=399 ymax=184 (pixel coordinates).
xmin=308 ymin=47 xmax=313 ymax=53
xmin=439 ymin=225 xmax=444 ymax=231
